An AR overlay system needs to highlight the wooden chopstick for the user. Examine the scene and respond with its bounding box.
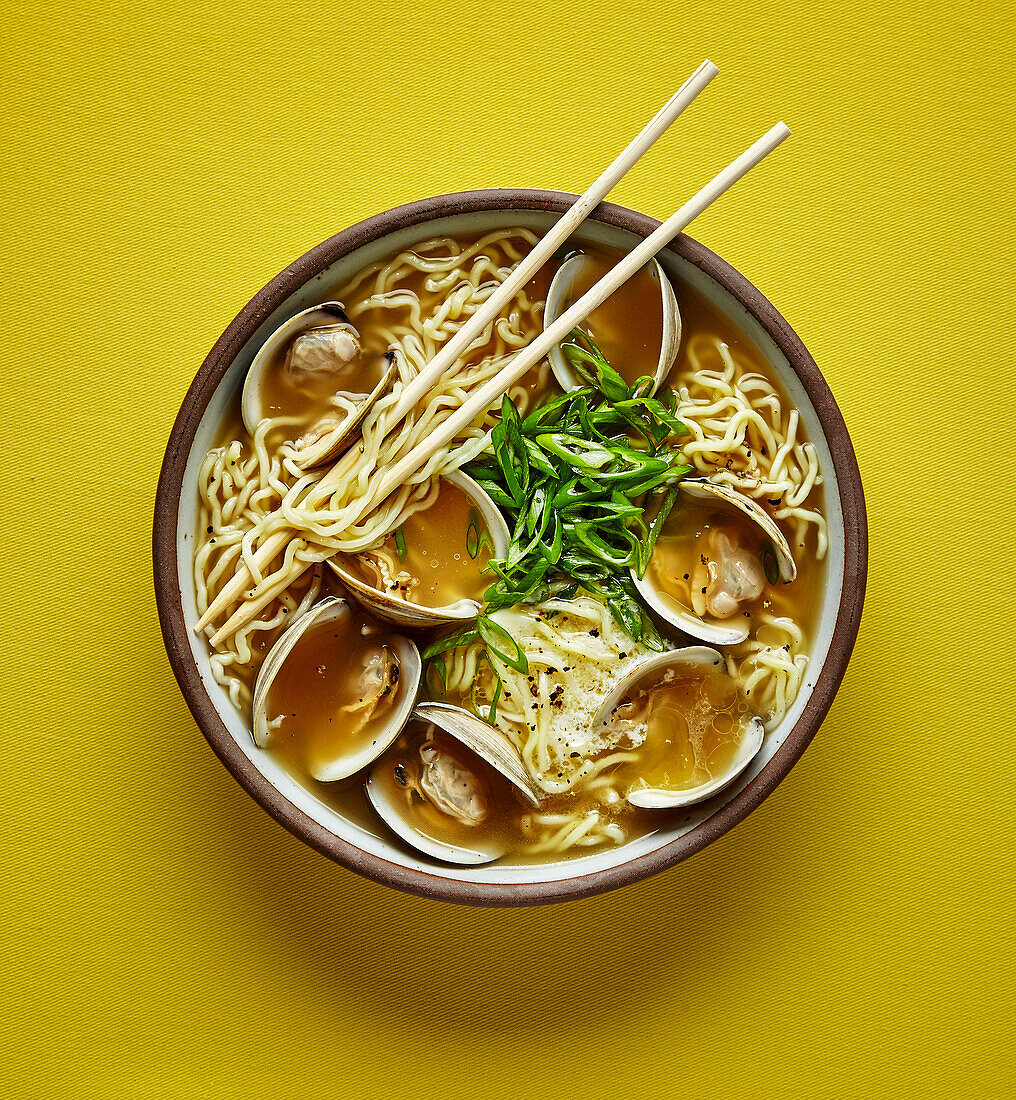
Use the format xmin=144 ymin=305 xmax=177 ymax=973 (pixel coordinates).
xmin=296 ymin=59 xmax=720 ymax=509
xmin=342 ymin=122 xmax=793 ymax=527
xmin=361 ymin=61 xmax=719 ymax=435
xmin=196 ymin=63 xmax=718 ymax=635
xmin=213 ymin=121 xmax=793 ymax=648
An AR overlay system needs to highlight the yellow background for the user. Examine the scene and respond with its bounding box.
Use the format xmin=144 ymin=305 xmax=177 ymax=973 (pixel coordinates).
xmin=3 ymin=1 xmax=1013 ymax=1095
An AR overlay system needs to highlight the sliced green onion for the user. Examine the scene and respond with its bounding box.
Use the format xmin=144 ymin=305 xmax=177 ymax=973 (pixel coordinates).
xmin=476 ymin=614 xmax=529 ymax=673
xmin=465 ymin=326 xmax=692 ymax=643
xmin=762 ymin=545 xmax=780 ymax=585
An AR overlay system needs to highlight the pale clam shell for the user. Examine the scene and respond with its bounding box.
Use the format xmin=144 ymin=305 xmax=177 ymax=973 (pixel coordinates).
xmin=411 ymin=702 xmax=540 ymax=806
xmin=591 ymin=647 xmax=764 ymax=810
xmin=631 ymin=479 xmax=798 ymax=645
xmin=292 ymin=352 xmax=398 ymax=468
xmin=326 ymin=470 xmax=510 ymax=628
xmin=251 ymin=596 xmax=421 ymax=782
xmin=543 ymin=254 xmax=681 ymax=393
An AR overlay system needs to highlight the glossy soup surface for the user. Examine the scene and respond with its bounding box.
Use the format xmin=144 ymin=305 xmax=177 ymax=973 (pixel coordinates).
xmin=608 ymin=664 xmax=754 ymax=792
xmin=337 ymin=477 xmax=495 ymax=608
xmin=371 ymin=721 xmax=522 ymax=859
xmin=264 ymin=605 xmax=407 ymax=780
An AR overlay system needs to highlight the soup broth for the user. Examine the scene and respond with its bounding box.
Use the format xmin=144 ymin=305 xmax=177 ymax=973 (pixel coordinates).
xmin=609 ymin=664 xmax=754 ymax=794
xmin=552 ymin=252 xmax=665 ymax=386
xmin=337 ymin=477 xmax=495 ymax=608
xmin=264 ymin=605 xmax=407 ymax=781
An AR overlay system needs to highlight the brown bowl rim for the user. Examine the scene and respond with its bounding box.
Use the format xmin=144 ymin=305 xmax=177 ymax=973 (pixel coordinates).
xmin=153 ymin=188 xmax=867 ymax=907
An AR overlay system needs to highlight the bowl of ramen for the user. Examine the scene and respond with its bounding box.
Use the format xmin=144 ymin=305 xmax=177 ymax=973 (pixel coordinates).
xmin=154 ymin=189 xmax=867 ymax=905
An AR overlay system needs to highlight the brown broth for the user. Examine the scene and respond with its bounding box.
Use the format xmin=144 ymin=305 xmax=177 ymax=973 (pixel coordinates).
xmin=335 ymin=477 xmax=494 ymax=608
xmin=551 ymin=251 xmax=666 ymax=386
xmin=610 ymin=665 xmax=753 ymax=792
xmin=264 ymin=605 xmax=408 ymax=780
xmin=370 ymin=721 xmax=523 ymax=859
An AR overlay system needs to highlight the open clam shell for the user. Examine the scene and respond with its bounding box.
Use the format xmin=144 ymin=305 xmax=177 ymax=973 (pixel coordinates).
xmin=410 ymin=702 xmax=541 ymax=806
xmin=591 ymin=647 xmax=764 ymax=810
xmin=326 ymin=469 xmax=510 ymax=629
xmin=251 ymin=596 xmax=421 ymax=782
xmin=632 ymin=479 xmax=798 ymax=646
xmin=681 ymin=480 xmax=796 ymax=582
xmin=366 ymin=702 xmax=540 ymax=865
xmin=544 ymin=255 xmax=681 ymax=393
xmin=292 ymin=350 xmax=399 ymax=468
xmin=240 ymin=301 xmax=397 ymax=466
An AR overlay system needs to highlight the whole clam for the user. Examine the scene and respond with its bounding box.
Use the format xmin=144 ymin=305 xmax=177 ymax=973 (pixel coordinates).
xmin=633 ymin=479 xmax=797 ymax=645
xmin=326 ymin=470 xmax=510 ymax=629
xmin=591 ymin=646 xmax=764 ymax=809
xmin=241 ymin=301 xmax=397 ymax=466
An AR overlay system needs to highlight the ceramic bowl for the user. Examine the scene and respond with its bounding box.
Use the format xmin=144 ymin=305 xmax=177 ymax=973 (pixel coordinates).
xmin=153 ymin=190 xmax=867 ymax=906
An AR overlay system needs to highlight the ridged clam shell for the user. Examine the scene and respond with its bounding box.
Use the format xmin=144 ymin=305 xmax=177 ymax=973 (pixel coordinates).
xmin=591 ymin=646 xmax=764 ymax=810
xmin=411 ymin=702 xmax=540 ymax=806
xmin=326 ymin=470 xmax=510 ymax=628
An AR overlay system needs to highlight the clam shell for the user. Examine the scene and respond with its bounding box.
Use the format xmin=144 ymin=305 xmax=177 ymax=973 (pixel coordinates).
xmin=591 ymin=647 xmax=764 ymax=810
xmin=544 ymin=255 xmax=681 ymax=393
xmin=365 ymin=702 xmax=539 ymax=865
xmin=251 ymin=596 xmax=421 ymax=782
xmin=292 ymin=351 xmax=398 ymax=468
xmin=631 ymin=479 xmax=798 ymax=645
xmin=412 ymin=702 xmax=540 ymax=806
xmin=240 ymin=301 xmax=397 ymax=466
xmin=326 ymin=469 xmax=510 ymax=628
xmin=680 ymin=480 xmax=796 ymax=582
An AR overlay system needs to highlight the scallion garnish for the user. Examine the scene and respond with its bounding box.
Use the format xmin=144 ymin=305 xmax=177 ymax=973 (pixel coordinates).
xmin=422 ymin=613 xmax=529 ymax=675
xmin=467 ymin=328 xmax=691 ymax=648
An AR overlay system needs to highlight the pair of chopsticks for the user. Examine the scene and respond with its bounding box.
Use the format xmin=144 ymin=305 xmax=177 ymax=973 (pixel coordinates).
xmin=199 ymin=59 xmax=790 ymax=641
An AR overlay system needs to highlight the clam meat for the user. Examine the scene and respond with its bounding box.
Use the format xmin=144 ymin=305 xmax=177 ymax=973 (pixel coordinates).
xmin=241 ymin=301 xmax=398 ymax=466
xmin=366 ymin=702 xmax=540 ymax=865
xmin=252 ymin=596 xmax=421 ymax=782
xmin=633 ymin=479 xmax=797 ymax=645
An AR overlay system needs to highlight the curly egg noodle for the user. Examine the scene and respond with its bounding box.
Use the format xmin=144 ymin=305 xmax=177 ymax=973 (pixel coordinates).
xmin=196 ymin=229 xmax=546 ymax=705
xmin=194 ymin=229 xmax=826 ymax=857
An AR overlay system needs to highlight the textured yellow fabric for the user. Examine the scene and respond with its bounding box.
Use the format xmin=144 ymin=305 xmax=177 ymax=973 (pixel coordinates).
xmin=3 ymin=1 xmax=1013 ymax=1096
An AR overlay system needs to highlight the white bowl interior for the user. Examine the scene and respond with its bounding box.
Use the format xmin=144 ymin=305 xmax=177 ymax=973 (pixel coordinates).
xmin=177 ymin=209 xmax=844 ymax=885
